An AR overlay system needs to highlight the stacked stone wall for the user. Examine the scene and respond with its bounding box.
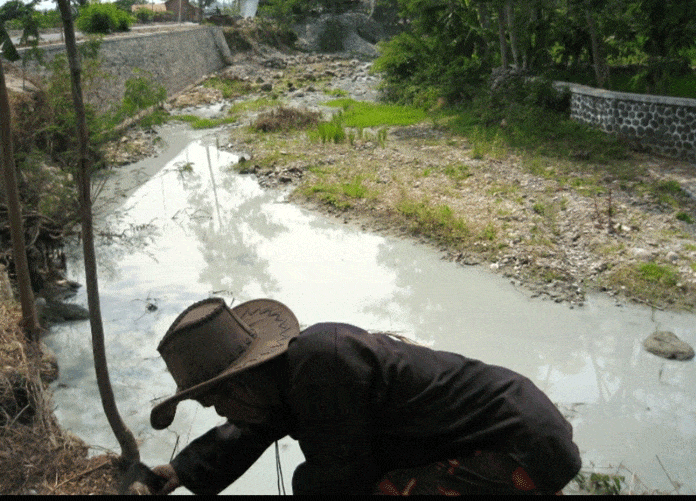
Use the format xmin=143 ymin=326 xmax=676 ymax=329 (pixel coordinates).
xmin=16 ymin=25 xmax=233 ymax=108
xmin=555 ymin=81 xmax=696 ymax=160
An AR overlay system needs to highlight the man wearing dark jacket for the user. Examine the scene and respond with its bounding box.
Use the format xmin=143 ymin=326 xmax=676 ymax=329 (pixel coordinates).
xmin=149 ymin=297 xmax=581 ymax=495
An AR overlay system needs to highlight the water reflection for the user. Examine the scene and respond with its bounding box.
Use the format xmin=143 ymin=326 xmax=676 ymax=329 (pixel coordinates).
xmin=45 ymin=126 xmax=696 ymax=494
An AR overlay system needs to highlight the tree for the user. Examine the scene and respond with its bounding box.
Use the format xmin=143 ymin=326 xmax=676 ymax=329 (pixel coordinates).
xmin=56 ymin=0 xmax=140 ymax=463
xmin=0 ymin=58 xmax=42 ymax=343
xmin=0 ymin=2 xmax=42 ymax=343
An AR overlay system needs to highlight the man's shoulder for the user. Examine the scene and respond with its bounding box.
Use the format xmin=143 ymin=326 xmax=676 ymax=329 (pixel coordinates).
xmin=288 ymin=322 xmax=369 ymax=354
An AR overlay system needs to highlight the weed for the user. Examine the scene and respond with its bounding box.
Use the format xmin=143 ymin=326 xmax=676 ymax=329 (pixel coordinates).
xmin=479 ymin=223 xmax=497 ymax=241
xmin=377 ymin=127 xmax=388 ymax=147
xmin=690 ymin=262 xmax=696 ymax=273
xmin=443 ymin=164 xmax=471 ymax=182
xmin=177 ymin=162 xmax=194 ymax=174
xmin=203 ymin=75 xmax=253 ymax=99
xmin=650 ymin=179 xmax=687 ymax=207
xmin=341 ymin=177 xmax=369 ymax=199
xmin=637 ymin=262 xmax=678 ymax=286
xmin=253 ymin=107 xmax=321 ymax=132
xmin=676 ymin=211 xmax=694 ymax=224
xmin=310 ymin=118 xmax=346 ymax=144
xmin=323 ymin=87 xmax=349 ymax=97
xmin=601 ymin=261 xmax=688 ymax=307
xmin=228 ymin=96 xmax=280 ymax=115
xmin=170 ymin=115 xmax=237 ymax=129
xmin=397 ymin=198 xmax=470 ymax=244
xmin=541 ymin=269 xmax=566 ymax=283
xmin=574 ymin=472 xmax=624 ymax=495
xmin=304 ymin=176 xmax=369 ymax=209
xmin=532 ymin=202 xmax=547 ymax=216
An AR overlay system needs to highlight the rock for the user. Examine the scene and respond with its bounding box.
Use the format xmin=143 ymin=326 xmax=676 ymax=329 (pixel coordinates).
xmin=631 ymin=247 xmax=652 ymax=258
xmin=643 ymin=331 xmax=695 ymax=360
xmin=39 ymin=300 xmax=90 ymax=324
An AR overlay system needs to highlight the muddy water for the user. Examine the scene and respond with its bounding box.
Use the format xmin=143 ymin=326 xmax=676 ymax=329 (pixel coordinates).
xmin=44 ymin=124 xmax=696 ymax=494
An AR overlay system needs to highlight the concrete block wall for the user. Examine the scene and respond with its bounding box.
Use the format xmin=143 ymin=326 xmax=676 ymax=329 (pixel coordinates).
xmin=555 ymin=81 xmax=696 ymax=160
xmin=17 ymin=25 xmax=233 ymax=108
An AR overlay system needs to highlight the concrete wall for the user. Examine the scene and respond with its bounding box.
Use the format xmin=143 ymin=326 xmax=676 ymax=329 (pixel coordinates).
xmin=17 ymin=25 xmax=233 ymax=108
xmin=555 ymin=81 xmax=696 ymax=160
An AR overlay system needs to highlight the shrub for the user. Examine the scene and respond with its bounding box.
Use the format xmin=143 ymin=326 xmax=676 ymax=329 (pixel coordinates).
xmin=253 ymin=107 xmax=321 ymax=132
xmin=75 ymin=3 xmax=133 ymax=34
xmin=121 ymin=69 xmax=166 ymax=115
xmin=134 ymin=8 xmax=154 ymax=24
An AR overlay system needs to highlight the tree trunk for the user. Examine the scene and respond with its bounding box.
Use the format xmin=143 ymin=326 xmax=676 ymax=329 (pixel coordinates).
xmin=585 ymin=1 xmax=608 ymax=88
xmin=56 ymin=0 xmax=140 ymax=463
xmin=475 ymin=1 xmax=492 ymax=61
xmin=0 ymin=58 xmax=41 ymax=343
xmin=497 ymin=3 xmax=508 ymax=68
xmin=505 ymin=0 xmax=519 ymax=69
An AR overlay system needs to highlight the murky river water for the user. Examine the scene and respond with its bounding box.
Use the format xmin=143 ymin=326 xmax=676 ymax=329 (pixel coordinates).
xmin=44 ymin=123 xmax=696 ymax=494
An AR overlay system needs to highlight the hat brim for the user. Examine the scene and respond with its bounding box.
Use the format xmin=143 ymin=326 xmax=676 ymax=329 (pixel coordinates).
xmin=150 ymin=298 xmax=299 ymax=430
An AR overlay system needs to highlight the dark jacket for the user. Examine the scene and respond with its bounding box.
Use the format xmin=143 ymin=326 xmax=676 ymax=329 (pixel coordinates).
xmin=171 ymin=323 xmax=581 ymax=494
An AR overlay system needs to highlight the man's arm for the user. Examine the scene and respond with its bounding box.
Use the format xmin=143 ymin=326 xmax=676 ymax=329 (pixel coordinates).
xmin=169 ymin=421 xmax=279 ymax=494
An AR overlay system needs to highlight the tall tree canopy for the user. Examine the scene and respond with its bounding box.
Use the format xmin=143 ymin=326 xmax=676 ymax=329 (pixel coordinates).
xmin=370 ymin=0 xmax=696 ymax=105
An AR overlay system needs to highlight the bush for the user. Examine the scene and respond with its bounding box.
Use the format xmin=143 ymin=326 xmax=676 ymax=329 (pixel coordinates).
xmin=120 ymin=69 xmax=166 ymax=116
xmin=75 ymin=3 xmax=133 ymax=34
xmin=253 ymin=107 xmax=321 ymax=132
xmin=134 ymin=8 xmax=154 ymax=24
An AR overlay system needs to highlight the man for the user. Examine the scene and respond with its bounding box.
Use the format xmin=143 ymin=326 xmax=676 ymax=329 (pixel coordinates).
xmin=149 ymin=297 xmax=581 ymax=495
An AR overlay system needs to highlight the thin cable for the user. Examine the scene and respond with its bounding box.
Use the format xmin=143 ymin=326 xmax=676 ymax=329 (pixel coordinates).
xmin=275 ymin=441 xmax=286 ymax=495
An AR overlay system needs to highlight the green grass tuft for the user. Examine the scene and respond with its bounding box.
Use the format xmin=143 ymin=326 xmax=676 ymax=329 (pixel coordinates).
xmin=323 ymin=99 xmax=427 ymax=127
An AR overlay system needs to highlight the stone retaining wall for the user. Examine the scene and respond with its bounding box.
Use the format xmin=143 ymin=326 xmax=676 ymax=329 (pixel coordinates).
xmin=16 ymin=25 xmax=233 ymax=108
xmin=555 ymin=81 xmax=696 ymax=160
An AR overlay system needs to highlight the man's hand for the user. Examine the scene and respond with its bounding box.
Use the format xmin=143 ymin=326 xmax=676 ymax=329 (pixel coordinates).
xmin=151 ymin=464 xmax=181 ymax=494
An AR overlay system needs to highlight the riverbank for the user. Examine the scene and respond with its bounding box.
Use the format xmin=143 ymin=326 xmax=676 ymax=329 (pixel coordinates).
xmin=157 ymin=43 xmax=696 ymax=311
xmin=0 ymin=303 xmax=121 ymax=494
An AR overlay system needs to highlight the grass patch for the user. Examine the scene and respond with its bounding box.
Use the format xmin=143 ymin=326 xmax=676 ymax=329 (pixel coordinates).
xmin=532 ymin=202 xmax=547 ymax=216
xmin=202 ymin=76 xmax=254 ymax=99
xmin=323 ymin=99 xmax=427 ymax=127
xmin=396 ymin=198 xmax=470 ymax=244
xmin=445 ymin=100 xmax=633 ymax=177
xmin=676 ymin=211 xmax=694 ymax=224
xmin=648 ymin=179 xmax=689 ymax=207
xmin=323 ymin=87 xmax=349 ymax=97
xmin=304 ymin=176 xmax=370 ymax=209
xmin=443 ymin=163 xmax=471 ymax=182
xmin=602 ymin=260 xmax=691 ymax=307
xmin=309 ymin=118 xmax=346 ymax=144
xmin=170 ymin=114 xmax=238 ymax=129
xmin=228 ymin=96 xmax=280 ymax=115
xmin=636 ymin=262 xmax=679 ymax=286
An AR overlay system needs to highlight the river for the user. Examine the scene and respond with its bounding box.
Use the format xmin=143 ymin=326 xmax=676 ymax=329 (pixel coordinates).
xmin=43 ymin=123 xmax=696 ymax=494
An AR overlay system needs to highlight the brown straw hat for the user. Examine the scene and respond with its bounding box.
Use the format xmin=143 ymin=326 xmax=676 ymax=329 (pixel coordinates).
xmin=150 ymin=297 xmax=300 ymax=430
